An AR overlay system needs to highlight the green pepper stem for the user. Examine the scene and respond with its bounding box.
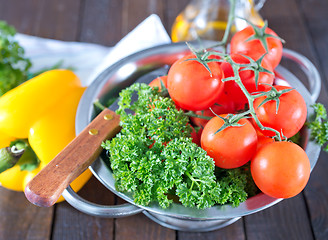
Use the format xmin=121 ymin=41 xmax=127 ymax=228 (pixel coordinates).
xmin=0 ymin=146 xmax=25 ymax=173
xmin=0 ymin=139 xmax=40 ymax=173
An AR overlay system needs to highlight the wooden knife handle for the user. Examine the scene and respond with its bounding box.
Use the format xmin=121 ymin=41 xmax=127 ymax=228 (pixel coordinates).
xmin=25 ymin=108 xmax=121 ymax=207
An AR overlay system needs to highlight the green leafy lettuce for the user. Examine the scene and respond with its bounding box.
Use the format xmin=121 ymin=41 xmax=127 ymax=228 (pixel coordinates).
xmin=102 ymin=83 xmax=256 ymax=209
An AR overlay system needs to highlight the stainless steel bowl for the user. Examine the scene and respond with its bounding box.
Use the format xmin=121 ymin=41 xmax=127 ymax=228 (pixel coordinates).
xmin=62 ymin=42 xmax=321 ymax=232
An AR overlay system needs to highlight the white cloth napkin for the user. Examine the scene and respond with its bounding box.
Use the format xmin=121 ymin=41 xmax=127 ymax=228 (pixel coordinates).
xmin=15 ymin=14 xmax=171 ymax=86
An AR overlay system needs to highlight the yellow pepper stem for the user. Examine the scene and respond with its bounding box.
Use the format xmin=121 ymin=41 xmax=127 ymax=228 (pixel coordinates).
xmin=0 ymin=140 xmax=40 ymax=173
xmin=0 ymin=144 xmax=25 ymax=173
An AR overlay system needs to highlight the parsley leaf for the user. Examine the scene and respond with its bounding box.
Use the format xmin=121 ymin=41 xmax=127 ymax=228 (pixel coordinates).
xmin=102 ymin=83 xmax=255 ymax=209
xmin=308 ymin=103 xmax=328 ymax=151
xmin=0 ymin=21 xmax=31 ymax=96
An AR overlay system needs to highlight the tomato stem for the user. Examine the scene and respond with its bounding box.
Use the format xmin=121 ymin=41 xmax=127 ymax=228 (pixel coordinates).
xmin=184 ymin=111 xmax=213 ymax=120
xmin=184 ymin=0 xmax=284 ymax=141
xmin=228 ymin=59 xmax=283 ymax=141
xmin=188 ymin=50 xmax=283 ymax=140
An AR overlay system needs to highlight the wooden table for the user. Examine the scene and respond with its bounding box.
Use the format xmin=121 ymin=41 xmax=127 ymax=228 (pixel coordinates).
xmin=0 ymin=0 xmax=327 ymax=239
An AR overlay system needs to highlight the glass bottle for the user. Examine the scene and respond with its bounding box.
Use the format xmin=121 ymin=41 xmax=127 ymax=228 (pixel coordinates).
xmin=171 ymin=0 xmax=266 ymax=42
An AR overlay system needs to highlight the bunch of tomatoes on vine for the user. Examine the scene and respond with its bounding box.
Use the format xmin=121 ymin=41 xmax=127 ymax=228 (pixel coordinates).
xmin=149 ymin=1 xmax=312 ymax=200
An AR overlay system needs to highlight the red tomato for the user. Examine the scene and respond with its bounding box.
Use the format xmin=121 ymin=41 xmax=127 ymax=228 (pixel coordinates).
xmin=148 ymin=77 xmax=183 ymax=110
xmin=201 ymin=114 xmax=258 ymax=169
xmin=191 ymin=91 xmax=237 ymax=128
xmin=191 ymin=109 xmax=214 ymax=129
xmin=167 ymin=54 xmax=224 ymax=111
xmin=256 ymin=130 xmax=275 ymax=150
xmin=220 ymin=53 xmax=274 ymax=107
xmin=230 ymin=25 xmax=283 ymax=69
xmin=149 ymin=76 xmax=168 ymax=92
xmin=251 ymin=141 xmax=310 ymax=198
xmin=253 ymin=85 xmax=307 ymax=138
xmin=190 ymin=125 xmax=202 ymax=146
xmin=273 ymin=70 xmax=291 ymax=87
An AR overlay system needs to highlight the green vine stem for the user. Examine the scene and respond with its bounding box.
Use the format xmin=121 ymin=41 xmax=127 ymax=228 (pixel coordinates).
xmin=183 ymin=0 xmax=287 ymax=141
xmin=184 ymin=111 xmax=213 ymax=120
xmin=207 ymin=52 xmax=283 ymax=141
xmin=228 ymin=58 xmax=280 ymax=137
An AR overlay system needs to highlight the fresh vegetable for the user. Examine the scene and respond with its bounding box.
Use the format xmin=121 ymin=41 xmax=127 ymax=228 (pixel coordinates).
xmin=190 ymin=92 xmax=237 ymax=128
xmin=0 ymin=140 xmax=28 ymax=173
xmin=148 ymin=75 xmax=168 ymax=92
xmin=220 ymin=52 xmax=274 ymax=107
xmin=190 ymin=124 xmax=202 ymax=146
xmin=167 ymin=53 xmax=224 ymax=111
xmin=256 ymin=130 xmax=275 ymax=150
xmin=201 ymin=114 xmax=258 ymax=169
xmin=102 ymin=83 xmax=254 ymax=208
xmin=0 ymin=70 xmax=91 ymax=201
xmin=0 ymin=130 xmax=15 ymax=149
xmin=195 ymin=50 xmax=285 ymax=141
xmin=253 ymin=85 xmax=307 ymax=138
xmin=308 ymin=103 xmax=328 ymax=151
xmin=100 ymin=0 xmax=319 ymax=209
xmin=0 ymin=70 xmax=81 ymax=138
xmin=251 ymin=141 xmax=310 ymax=198
xmin=230 ymin=21 xmax=283 ymax=69
xmin=0 ymin=21 xmax=31 ymax=96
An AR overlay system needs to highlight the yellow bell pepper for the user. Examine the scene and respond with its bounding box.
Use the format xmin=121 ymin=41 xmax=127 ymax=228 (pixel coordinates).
xmin=0 ymin=69 xmax=92 ymax=202
xmin=0 ymin=130 xmax=15 ymax=148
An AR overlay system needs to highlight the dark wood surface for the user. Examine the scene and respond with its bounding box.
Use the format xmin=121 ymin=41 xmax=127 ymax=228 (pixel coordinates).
xmin=0 ymin=0 xmax=327 ymax=239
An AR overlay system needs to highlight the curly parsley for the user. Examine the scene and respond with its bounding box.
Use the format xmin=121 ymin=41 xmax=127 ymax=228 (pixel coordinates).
xmin=102 ymin=83 xmax=255 ymax=209
xmin=308 ymin=103 xmax=328 ymax=151
xmin=0 ymin=21 xmax=31 ymax=96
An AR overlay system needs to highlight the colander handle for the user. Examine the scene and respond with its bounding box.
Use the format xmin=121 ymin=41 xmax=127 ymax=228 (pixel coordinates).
xmin=282 ymin=49 xmax=321 ymax=102
xmin=62 ymin=186 xmax=143 ymax=218
xmin=25 ymin=108 xmax=122 ymax=207
xmin=24 ymin=107 xmax=142 ymax=217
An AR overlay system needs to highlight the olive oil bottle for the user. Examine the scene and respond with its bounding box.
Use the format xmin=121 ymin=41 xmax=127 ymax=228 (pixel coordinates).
xmin=171 ymin=0 xmax=265 ymax=42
